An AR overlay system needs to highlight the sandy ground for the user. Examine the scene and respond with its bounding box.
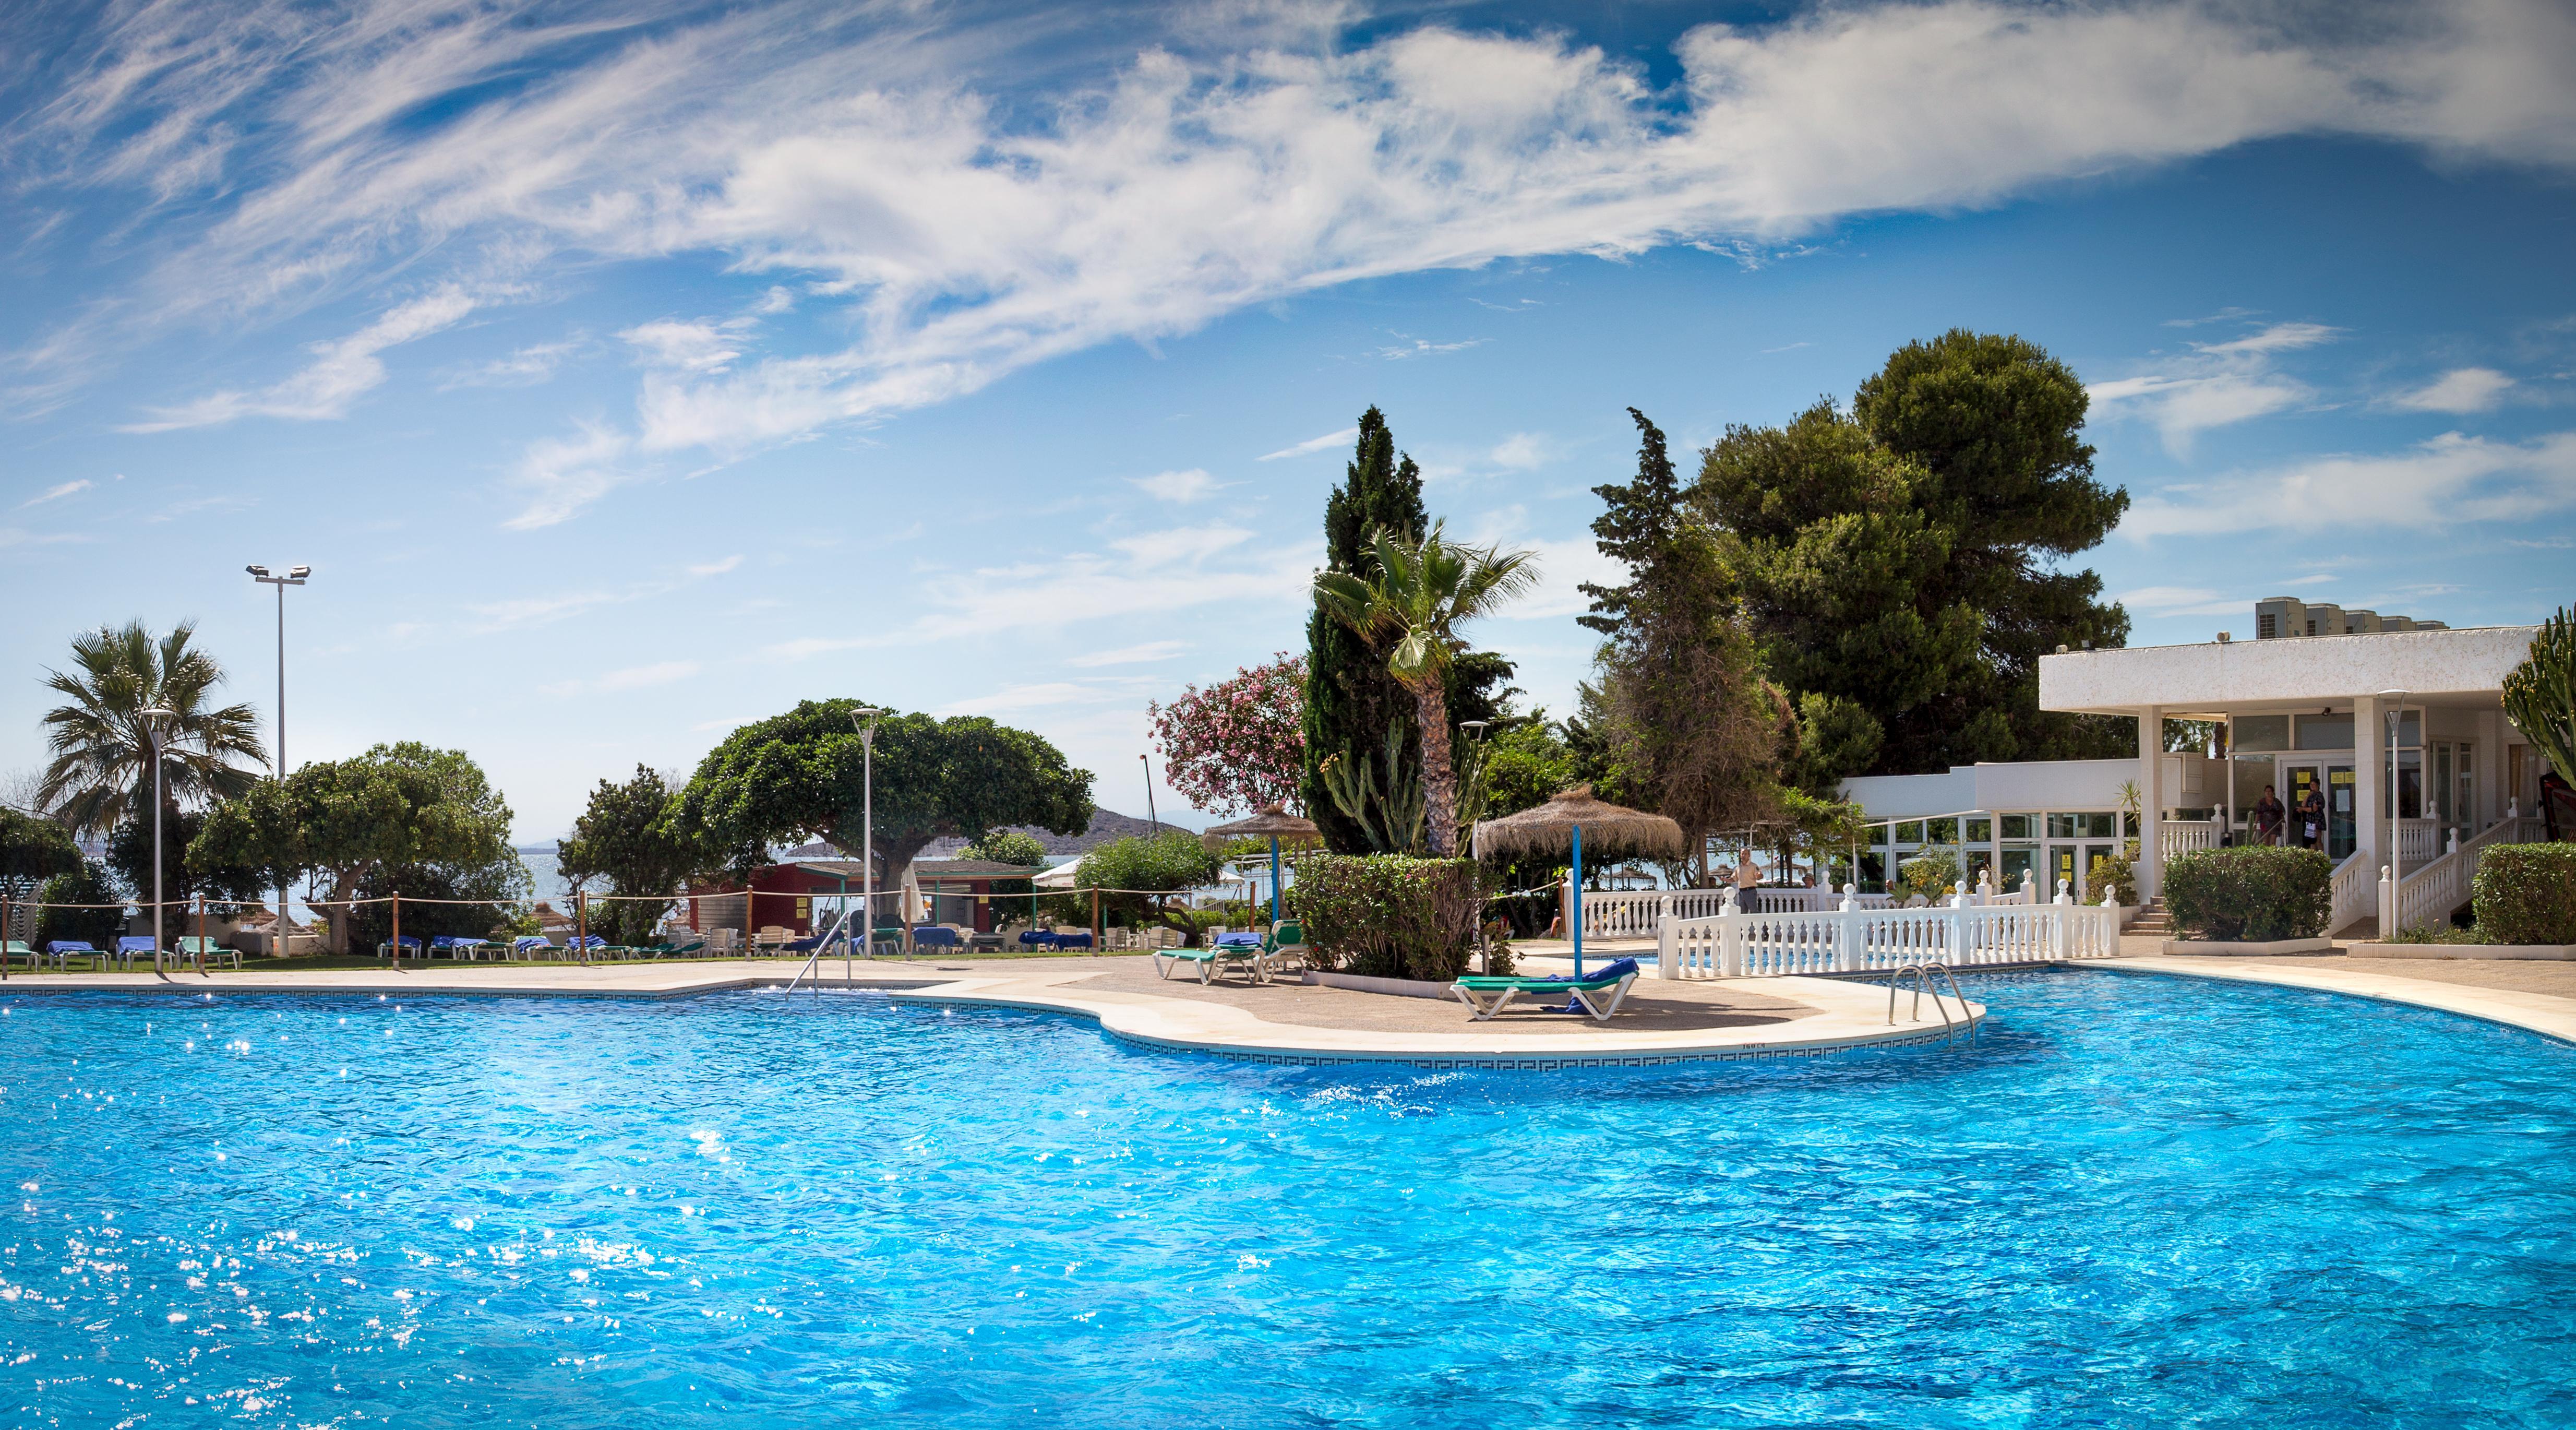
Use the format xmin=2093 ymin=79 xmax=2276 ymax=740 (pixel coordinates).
xmin=1058 ymin=957 xmax=1820 ymax=1036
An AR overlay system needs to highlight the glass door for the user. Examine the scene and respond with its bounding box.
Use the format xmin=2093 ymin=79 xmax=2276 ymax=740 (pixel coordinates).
xmin=2326 ymin=765 xmax=2356 ymax=861
xmin=2282 ymin=763 xmax=2324 ymax=851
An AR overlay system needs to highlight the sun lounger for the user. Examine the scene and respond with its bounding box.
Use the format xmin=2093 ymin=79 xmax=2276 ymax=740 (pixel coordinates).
xmin=378 ymin=935 xmax=423 ymax=958
xmin=3 ymin=940 xmax=36 ymax=971
xmin=113 ymin=936 xmax=159 ymax=970
xmin=45 ymin=940 xmax=103 ymax=971
xmin=1155 ymin=933 xmax=1274 ymax=985
xmin=910 ymin=925 xmax=962 ymax=949
xmin=512 ymin=935 xmax=555 ymax=959
xmin=428 ymin=935 xmax=492 ymax=961
xmin=171 ymin=935 xmax=242 ymax=970
xmin=1451 ymin=957 xmax=1642 ymax=1023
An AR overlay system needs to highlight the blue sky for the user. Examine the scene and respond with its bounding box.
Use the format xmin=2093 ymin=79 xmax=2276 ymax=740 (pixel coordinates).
xmin=5 ymin=0 xmax=2574 ymax=840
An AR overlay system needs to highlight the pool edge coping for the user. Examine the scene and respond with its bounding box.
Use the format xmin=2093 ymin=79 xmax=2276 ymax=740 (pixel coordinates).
xmin=2087 ymin=957 xmax=2576 ymax=1047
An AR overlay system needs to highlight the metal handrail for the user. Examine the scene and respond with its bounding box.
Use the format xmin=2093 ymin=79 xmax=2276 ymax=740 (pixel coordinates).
xmin=1886 ymin=959 xmax=1981 ymax=1044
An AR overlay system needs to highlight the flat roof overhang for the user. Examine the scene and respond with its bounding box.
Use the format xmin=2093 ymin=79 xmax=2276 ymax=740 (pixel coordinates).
xmin=2038 ymin=625 xmax=2537 ymax=718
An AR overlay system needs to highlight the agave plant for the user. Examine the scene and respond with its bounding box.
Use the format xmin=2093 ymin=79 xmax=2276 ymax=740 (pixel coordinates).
xmin=37 ymin=621 xmax=268 ymax=837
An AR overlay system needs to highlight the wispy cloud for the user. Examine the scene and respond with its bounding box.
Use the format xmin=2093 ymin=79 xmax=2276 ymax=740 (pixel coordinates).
xmin=2390 ymin=367 xmax=2515 ymax=413
xmin=122 ymin=288 xmax=479 ymax=431
xmin=2089 ymin=321 xmax=2341 ymax=457
xmin=1369 ymin=336 xmax=1485 ymax=360
xmin=19 ymin=0 xmax=2576 ymax=519
xmin=1129 ymin=469 xmax=1219 ymax=503
xmin=441 ymin=339 xmax=581 ymax=389
xmin=1068 ymin=640 xmax=1189 ymax=667
xmin=18 ymin=479 xmax=91 ymax=508
xmin=688 ymin=554 xmax=744 ymax=577
xmin=1258 ymin=428 xmax=1358 ymax=462
xmin=2124 ymin=430 xmax=2576 ymax=538
xmin=2116 ymin=585 xmax=2249 ymax=618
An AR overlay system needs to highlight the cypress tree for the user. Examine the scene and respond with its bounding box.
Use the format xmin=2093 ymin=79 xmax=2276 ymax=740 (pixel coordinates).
xmin=1301 ymin=407 xmax=1428 ymax=852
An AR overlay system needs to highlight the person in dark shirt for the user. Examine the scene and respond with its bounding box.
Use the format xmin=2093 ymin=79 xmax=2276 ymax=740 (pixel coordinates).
xmin=2251 ymin=785 xmax=2285 ymax=845
xmin=2295 ymin=787 xmax=2326 ymax=849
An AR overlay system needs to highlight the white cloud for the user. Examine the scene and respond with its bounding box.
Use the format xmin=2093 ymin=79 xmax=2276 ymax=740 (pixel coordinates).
xmin=22 ymin=0 xmax=2576 ymax=515
xmin=2391 ymin=366 xmax=2515 ymax=413
xmin=1258 ymin=427 xmax=1359 ymax=462
xmin=621 ymin=319 xmax=753 ymax=373
xmin=2089 ymin=321 xmax=2341 ymax=457
xmin=1129 ymin=468 xmax=1219 ymax=503
xmin=1496 ymin=535 xmax=1620 ymax=621
xmin=2124 ymin=430 xmax=2576 ymax=538
xmin=441 ymin=339 xmax=580 ymax=389
xmin=1487 ymin=433 xmax=1554 ymax=471
xmin=688 ymin=554 xmax=744 ymax=577
xmin=1068 ymin=640 xmax=1191 ymax=667
xmin=1370 ymin=336 xmax=1485 ymax=360
xmin=19 ymin=479 xmax=92 ymax=508
xmin=507 ymin=422 xmax=634 ymax=531
xmin=122 ymin=288 xmax=478 ymax=431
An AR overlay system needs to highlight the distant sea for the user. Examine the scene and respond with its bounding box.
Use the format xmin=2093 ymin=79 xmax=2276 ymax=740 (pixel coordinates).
xmin=517 ymin=845 xmax=574 ymax=907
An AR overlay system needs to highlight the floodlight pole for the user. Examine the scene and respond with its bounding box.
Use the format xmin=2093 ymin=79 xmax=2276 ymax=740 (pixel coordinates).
xmin=2379 ymin=688 xmax=2410 ymax=928
xmin=248 ymin=565 xmax=309 ymax=955
xmin=853 ymin=708 xmax=883 ymax=960
xmin=142 ymin=707 xmax=176 ymax=975
xmin=1140 ymin=753 xmax=1158 ymax=835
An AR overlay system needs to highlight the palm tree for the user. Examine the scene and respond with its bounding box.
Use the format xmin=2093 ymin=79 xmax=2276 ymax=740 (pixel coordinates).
xmin=37 ymin=621 xmax=268 ymax=837
xmin=1314 ymin=524 xmax=1539 ymax=855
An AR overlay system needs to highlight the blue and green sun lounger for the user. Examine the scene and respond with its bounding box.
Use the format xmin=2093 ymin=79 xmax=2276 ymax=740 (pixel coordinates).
xmin=1450 ymin=957 xmax=1641 ymax=1023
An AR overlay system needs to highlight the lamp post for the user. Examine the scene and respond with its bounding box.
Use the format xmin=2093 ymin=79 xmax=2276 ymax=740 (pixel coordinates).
xmin=141 ymin=706 xmax=177 ymax=975
xmin=247 ymin=565 xmax=309 ymax=955
xmin=2379 ymin=688 xmax=2409 ymax=932
xmin=851 ymin=708 xmax=883 ymax=959
xmin=1139 ymin=752 xmax=1158 ymax=835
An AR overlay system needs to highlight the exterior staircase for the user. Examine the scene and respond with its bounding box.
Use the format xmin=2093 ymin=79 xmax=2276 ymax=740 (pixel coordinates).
xmin=2125 ymin=898 xmax=2169 ymax=937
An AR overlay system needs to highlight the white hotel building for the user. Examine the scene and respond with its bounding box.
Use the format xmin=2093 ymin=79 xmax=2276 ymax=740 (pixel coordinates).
xmin=1839 ymin=602 xmax=2554 ymax=937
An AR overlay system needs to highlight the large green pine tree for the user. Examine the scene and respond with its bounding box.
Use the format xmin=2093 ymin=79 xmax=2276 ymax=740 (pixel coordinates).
xmin=1694 ymin=330 xmax=2133 ymax=786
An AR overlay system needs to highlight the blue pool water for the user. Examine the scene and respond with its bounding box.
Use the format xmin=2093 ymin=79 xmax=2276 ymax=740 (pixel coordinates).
xmin=6 ymin=972 xmax=2574 ymax=1428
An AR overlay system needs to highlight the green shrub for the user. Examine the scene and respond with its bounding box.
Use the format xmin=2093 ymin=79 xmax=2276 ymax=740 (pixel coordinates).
xmin=1284 ymin=854 xmax=1486 ymax=981
xmin=2163 ymin=845 xmax=2333 ymax=942
xmin=2473 ymin=843 xmax=2576 ymax=946
xmin=1896 ymin=848 xmax=1961 ymax=903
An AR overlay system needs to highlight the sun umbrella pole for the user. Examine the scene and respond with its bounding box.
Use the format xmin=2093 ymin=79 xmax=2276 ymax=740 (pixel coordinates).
xmin=1269 ymin=835 xmax=1280 ymax=926
xmin=1571 ymin=824 xmax=1583 ymax=979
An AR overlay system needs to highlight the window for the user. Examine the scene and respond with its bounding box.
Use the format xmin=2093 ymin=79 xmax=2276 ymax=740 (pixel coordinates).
xmin=2084 ymin=812 xmax=2120 ymax=840
xmin=1895 ymin=821 xmax=1923 ymax=844
xmin=2046 ymin=813 xmax=2074 ymax=838
xmin=1965 ymin=817 xmax=1992 ymax=843
xmin=2295 ymin=715 xmax=2354 ymax=750
xmin=2234 ymin=716 xmax=2290 ymax=752
xmin=2000 ymin=814 xmax=2033 ymax=840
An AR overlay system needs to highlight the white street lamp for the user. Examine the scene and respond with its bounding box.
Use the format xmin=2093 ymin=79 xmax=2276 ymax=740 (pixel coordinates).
xmin=141 ymin=706 xmax=176 ymax=975
xmin=248 ymin=564 xmax=309 ymax=955
xmin=2378 ymin=688 xmax=2410 ymax=931
xmin=852 ymin=708 xmax=883 ymax=960
xmin=1139 ymin=752 xmax=1159 ymax=835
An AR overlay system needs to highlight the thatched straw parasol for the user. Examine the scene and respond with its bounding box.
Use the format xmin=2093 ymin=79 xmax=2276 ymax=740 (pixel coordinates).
xmin=1470 ymin=785 xmax=1683 ymax=975
xmin=1471 ymin=785 xmax=1683 ymax=864
xmin=1201 ymin=804 xmax=1322 ymax=925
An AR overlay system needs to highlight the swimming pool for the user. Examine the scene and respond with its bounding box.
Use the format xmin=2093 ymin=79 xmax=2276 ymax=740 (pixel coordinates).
xmin=6 ymin=971 xmax=2572 ymax=1427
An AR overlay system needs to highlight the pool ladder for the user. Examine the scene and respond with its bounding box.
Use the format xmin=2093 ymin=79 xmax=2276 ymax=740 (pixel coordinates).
xmin=1887 ymin=961 xmax=1980 ymax=1045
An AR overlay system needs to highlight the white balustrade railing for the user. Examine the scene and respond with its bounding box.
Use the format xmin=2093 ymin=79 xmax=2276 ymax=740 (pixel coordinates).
xmin=2382 ymin=815 xmax=2529 ymax=936
xmin=2327 ymin=852 xmax=2373 ymax=935
xmin=1660 ymin=884 xmax=2121 ymax=980
xmin=1581 ymin=876 xmax=2039 ymax=939
xmin=2397 ymin=819 xmax=2453 ymax=867
xmin=2159 ymin=820 xmax=2219 ymax=861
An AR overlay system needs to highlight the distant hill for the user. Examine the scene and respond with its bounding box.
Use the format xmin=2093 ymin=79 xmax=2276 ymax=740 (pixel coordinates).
xmin=920 ymin=808 xmax=1176 ymax=859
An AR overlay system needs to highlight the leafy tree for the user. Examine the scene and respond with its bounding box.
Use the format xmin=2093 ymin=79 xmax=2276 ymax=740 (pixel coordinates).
xmin=1582 ymin=409 xmax=1784 ymax=883
xmin=1315 ymin=525 xmax=1540 ymax=856
xmin=964 ymin=830 xmax=1049 ymax=867
xmin=559 ymin=765 xmax=698 ymax=947
xmin=1151 ymin=653 xmax=1307 ymax=815
xmin=1 ymin=807 xmax=82 ymax=945
xmin=107 ymin=807 xmax=269 ymax=942
xmin=343 ymin=854 xmax=534 ymax=952
xmin=1693 ymin=331 xmax=2133 ymax=784
xmin=34 ymin=862 xmax=123 ymax=949
xmin=37 ymin=620 xmax=267 ymax=837
xmin=191 ymin=742 xmax=520 ymax=955
xmin=664 ymin=700 xmax=1093 ymax=901
xmin=1077 ymin=831 xmax=1225 ymax=947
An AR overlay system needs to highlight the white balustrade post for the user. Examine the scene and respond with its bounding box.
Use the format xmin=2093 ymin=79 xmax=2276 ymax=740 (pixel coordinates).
xmin=1658 ymin=914 xmax=1678 ymax=981
xmin=2378 ymin=865 xmax=2393 ymax=937
xmin=1974 ymin=871 xmax=1993 ymax=907
xmin=1717 ymin=895 xmax=1743 ymax=978
xmin=1949 ymin=883 xmax=1971 ymax=964
xmin=2021 ymin=871 xmax=2038 ymax=904
xmin=1837 ymin=882 xmax=1859 ymax=971
xmin=2052 ymin=879 xmax=2072 ymax=960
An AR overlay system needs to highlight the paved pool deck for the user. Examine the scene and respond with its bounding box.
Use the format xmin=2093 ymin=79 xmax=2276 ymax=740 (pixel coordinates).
xmin=4 ymin=935 xmax=2571 ymax=1060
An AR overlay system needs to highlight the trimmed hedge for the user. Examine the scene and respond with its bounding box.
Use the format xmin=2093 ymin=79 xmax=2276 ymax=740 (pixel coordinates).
xmin=2163 ymin=845 xmax=2333 ymax=942
xmin=2473 ymin=843 xmax=2576 ymax=946
xmin=1284 ymin=854 xmax=1486 ymax=982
